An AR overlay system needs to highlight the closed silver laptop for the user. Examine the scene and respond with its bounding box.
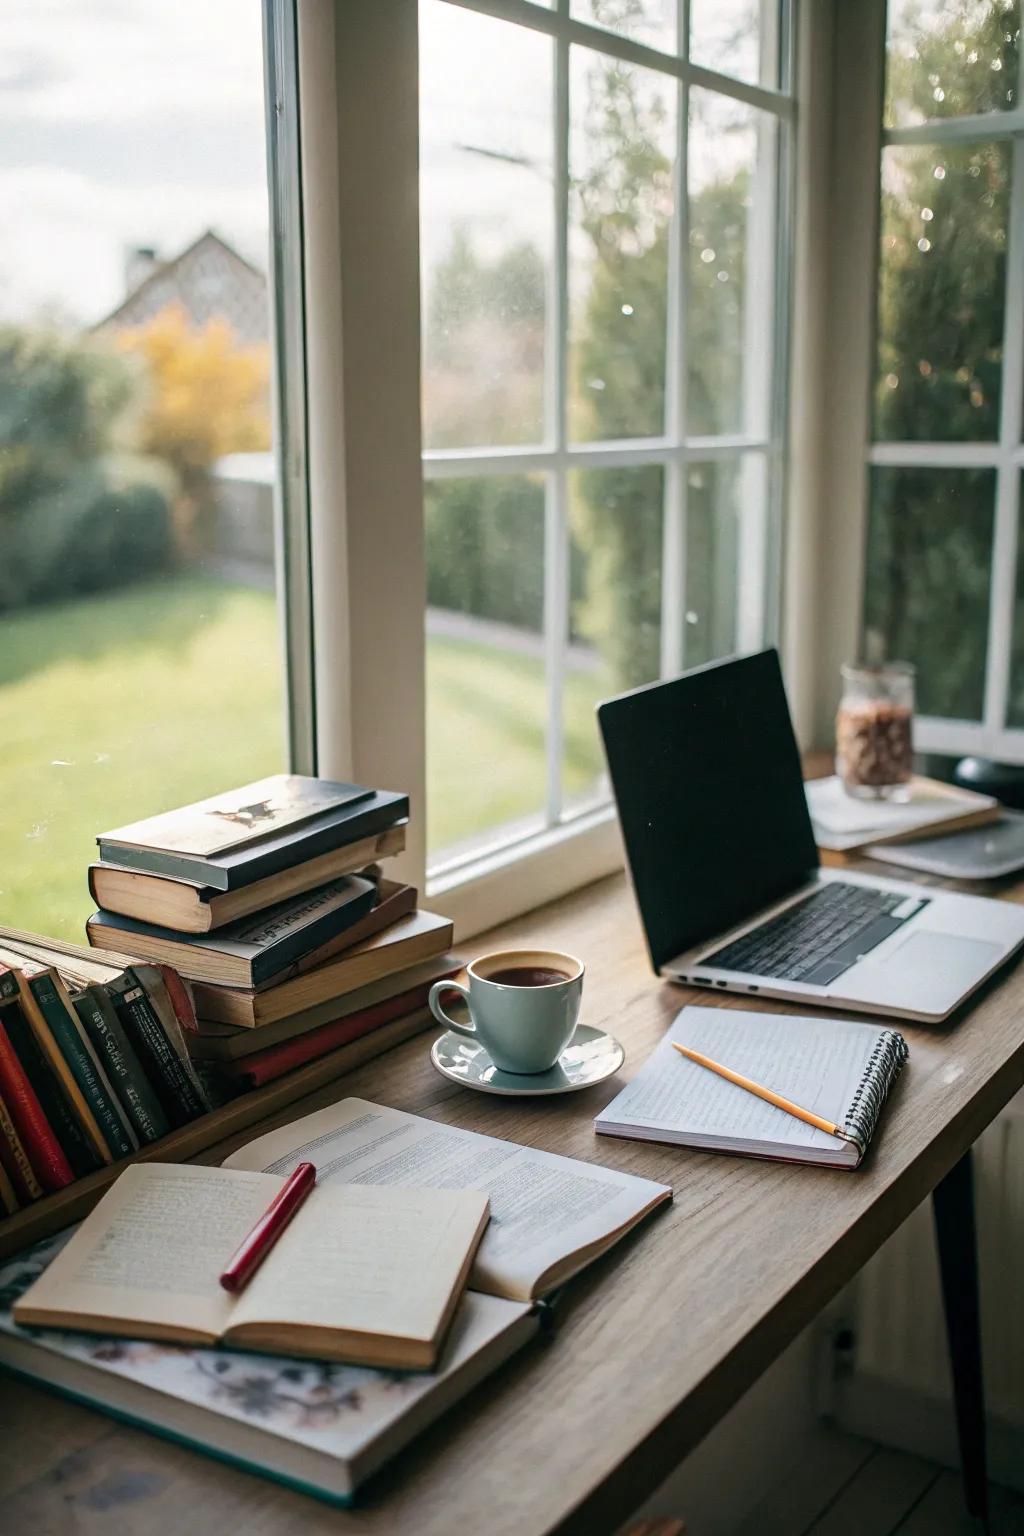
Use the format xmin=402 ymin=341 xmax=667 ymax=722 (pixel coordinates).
xmin=597 ymin=650 xmax=1024 ymax=1025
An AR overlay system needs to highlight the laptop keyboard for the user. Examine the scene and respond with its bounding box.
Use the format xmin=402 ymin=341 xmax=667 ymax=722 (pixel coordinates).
xmin=702 ymin=881 xmax=929 ymax=988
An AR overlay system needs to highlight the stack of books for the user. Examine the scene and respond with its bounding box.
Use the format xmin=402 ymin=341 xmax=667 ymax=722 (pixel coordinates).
xmin=0 ymin=929 xmax=208 ymax=1215
xmin=84 ymin=775 xmax=456 ymax=1097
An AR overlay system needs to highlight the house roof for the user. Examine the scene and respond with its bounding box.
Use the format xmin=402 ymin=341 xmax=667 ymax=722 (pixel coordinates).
xmin=93 ymin=229 xmax=268 ymax=346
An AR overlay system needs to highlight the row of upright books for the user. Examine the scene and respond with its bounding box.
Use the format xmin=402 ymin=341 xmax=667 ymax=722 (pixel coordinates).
xmin=84 ymin=775 xmax=454 ymax=1097
xmin=0 ymin=935 xmax=207 ymax=1213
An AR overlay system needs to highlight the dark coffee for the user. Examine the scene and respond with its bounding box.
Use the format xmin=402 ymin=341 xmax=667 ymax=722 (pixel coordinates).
xmin=489 ymin=966 xmax=571 ymax=988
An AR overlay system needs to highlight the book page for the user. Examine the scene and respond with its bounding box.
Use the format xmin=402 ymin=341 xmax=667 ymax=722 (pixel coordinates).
xmin=231 ymin=1183 xmax=488 ymax=1343
xmin=224 ymin=1099 xmax=670 ymax=1302
xmin=596 ymin=1006 xmax=883 ymax=1155
xmin=14 ymin=1163 xmax=283 ymax=1339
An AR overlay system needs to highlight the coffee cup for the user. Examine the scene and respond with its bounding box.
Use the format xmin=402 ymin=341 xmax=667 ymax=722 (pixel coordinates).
xmin=428 ymin=949 xmax=584 ymax=1074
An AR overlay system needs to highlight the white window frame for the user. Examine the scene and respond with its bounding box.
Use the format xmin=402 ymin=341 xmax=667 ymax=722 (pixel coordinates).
xmin=823 ymin=0 xmax=1024 ymax=763
xmin=870 ymin=81 xmax=1024 ymax=760
xmin=296 ymin=0 xmax=799 ymax=939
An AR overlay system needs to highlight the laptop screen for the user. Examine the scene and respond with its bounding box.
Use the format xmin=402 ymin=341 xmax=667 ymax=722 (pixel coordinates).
xmin=597 ymin=648 xmax=819 ymax=971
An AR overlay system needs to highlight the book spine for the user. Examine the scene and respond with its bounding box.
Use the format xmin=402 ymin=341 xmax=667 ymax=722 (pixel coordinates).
xmin=220 ymin=980 xmax=444 ymax=1088
xmin=133 ymin=967 xmax=209 ymax=1112
xmin=0 ymin=1004 xmax=101 ymax=1179
xmin=31 ymin=972 xmax=134 ymax=1160
xmin=21 ymin=971 xmax=111 ymax=1164
xmin=73 ymin=987 xmax=170 ymax=1145
xmin=0 ymin=1016 xmax=75 ymax=1192
xmin=0 ymin=1158 xmax=19 ymax=1215
xmin=109 ymin=976 xmax=206 ymax=1128
xmin=157 ymin=965 xmax=198 ymax=1035
xmin=0 ymin=1089 xmax=44 ymax=1201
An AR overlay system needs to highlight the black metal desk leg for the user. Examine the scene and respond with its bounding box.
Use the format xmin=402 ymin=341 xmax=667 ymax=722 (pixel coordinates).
xmin=932 ymin=1149 xmax=989 ymax=1529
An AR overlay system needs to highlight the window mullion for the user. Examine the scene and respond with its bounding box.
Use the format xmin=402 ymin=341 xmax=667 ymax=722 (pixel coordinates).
xmin=981 ymin=134 xmax=1024 ymax=737
xmin=543 ymin=25 xmax=571 ymax=828
xmin=264 ymin=0 xmax=316 ymax=775
xmin=661 ymin=34 xmax=689 ymax=677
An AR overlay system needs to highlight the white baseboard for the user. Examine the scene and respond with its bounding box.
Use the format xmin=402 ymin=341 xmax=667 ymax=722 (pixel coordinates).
xmin=834 ymin=1373 xmax=1024 ymax=1493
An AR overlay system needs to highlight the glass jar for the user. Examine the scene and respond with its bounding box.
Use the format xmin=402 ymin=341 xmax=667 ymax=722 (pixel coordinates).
xmin=836 ymin=662 xmax=915 ymax=800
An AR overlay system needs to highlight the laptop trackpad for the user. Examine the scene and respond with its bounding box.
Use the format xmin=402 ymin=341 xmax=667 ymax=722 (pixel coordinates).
xmin=882 ymin=930 xmax=1001 ymax=984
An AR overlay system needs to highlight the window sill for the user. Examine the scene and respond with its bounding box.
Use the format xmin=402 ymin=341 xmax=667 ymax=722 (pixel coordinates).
xmin=426 ymin=806 xmax=625 ymax=941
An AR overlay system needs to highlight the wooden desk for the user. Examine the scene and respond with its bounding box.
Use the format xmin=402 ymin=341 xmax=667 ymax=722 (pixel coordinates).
xmin=1 ymin=869 xmax=1022 ymax=1536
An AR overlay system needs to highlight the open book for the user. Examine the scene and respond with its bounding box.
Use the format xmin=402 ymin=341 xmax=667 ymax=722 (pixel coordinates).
xmin=14 ymin=1162 xmax=490 ymax=1370
xmin=2 ymin=1100 xmax=669 ymax=1503
xmin=0 ymin=1229 xmax=535 ymax=1507
xmin=595 ymin=1006 xmax=908 ymax=1169
xmin=224 ymin=1097 xmax=671 ymax=1299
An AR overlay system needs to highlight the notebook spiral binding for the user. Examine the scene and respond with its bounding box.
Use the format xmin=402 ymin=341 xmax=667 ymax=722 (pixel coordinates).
xmin=838 ymin=1029 xmax=909 ymax=1155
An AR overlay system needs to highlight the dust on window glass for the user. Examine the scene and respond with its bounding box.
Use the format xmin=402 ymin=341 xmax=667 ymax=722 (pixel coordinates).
xmin=863 ymin=466 xmax=995 ymax=720
xmin=874 ymin=139 xmax=1009 ymax=443
xmin=565 ymin=465 xmax=664 ymax=813
xmin=885 ymin=0 xmax=1019 ymax=128
xmin=568 ymin=45 xmax=676 ymax=443
xmin=688 ymin=90 xmax=777 ymax=438
xmin=420 ymin=1 xmax=553 ymax=451
xmin=425 ymin=474 xmax=548 ymax=859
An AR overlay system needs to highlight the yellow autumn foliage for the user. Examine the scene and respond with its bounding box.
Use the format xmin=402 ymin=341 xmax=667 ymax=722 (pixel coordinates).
xmin=115 ymin=303 xmax=271 ymax=491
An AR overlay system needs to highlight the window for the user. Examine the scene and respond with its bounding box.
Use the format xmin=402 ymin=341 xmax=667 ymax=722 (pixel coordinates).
xmin=0 ymin=1 xmax=308 ymax=940
xmin=864 ymin=0 xmax=1024 ymax=755
xmin=419 ymin=0 xmax=795 ymax=880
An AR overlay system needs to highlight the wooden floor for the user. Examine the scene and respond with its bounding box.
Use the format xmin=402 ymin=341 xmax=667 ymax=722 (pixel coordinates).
xmin=734 ymin=1429 xmax=1024 ymax=1536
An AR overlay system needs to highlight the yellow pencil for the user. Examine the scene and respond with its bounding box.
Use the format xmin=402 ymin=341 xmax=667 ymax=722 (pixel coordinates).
xmin=671 ymin=1041 xmax=849 ymax=1141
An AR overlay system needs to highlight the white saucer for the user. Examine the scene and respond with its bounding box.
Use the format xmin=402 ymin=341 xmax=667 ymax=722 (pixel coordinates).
xmin=430 ymin=1024 xmax=625 ymax=1097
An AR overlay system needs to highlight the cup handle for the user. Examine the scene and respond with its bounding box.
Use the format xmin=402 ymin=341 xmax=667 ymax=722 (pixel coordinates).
xmin=428 ymin=979 xmax=477 ymax=1038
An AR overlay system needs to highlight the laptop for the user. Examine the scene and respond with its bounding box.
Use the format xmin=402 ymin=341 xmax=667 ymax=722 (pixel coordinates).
xmin=597 ymin=649 xmax=1024 ymax=1024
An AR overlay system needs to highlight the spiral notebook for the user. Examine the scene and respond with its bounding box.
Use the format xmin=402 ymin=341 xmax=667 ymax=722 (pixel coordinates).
xmin=595 ymin=1006 xmax=908 ymax=1169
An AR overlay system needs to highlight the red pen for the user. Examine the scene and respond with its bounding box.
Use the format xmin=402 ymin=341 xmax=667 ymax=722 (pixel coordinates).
xmin=219 ymin=1161 xmax=317 ymax=1293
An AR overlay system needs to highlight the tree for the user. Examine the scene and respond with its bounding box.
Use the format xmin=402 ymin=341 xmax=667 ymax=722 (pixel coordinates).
xmin=115 ymin=304 xmax=271 ymax=499
xmin=0 ymin=327 xmax=172 ymax=609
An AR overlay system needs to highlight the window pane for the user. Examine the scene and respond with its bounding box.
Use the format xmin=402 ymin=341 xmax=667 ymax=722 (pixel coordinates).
xmin=568 ymin=47 xmax=676 ymax=443
xmin=0 ymin=0 xmax=283 ymax=940
xmin=874 ymin=140 xmax=1009 ymax=443
xmin=689 ymin=0 xmax=780 ymax=88
xmin=420 ymin=2 xmax=553 ymax=450
xmin=863 ymin=466 xmax=995 ymax=720
xmin=688 ymin=91 xmax=777 ymax=437
xmin=683 ymin=460 xmax=747 ymax=665
xmin=426 ymin=475 xmax=547 ymax=858
xmin=564 ymin=466 xmax=664 ymax=812
xmin=885 ymin=0 xmax=1019 ymax=129
xmin=571 ymin=0 xmax=676 ymax=53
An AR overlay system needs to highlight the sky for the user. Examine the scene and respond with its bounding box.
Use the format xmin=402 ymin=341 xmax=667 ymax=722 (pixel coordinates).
xmin=0 ymin=0 xmax=268 ymax=326
xmin=0 ymin=0 xmax=766 ymax=331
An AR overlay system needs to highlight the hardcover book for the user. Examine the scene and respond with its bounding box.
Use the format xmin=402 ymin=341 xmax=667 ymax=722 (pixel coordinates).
xmin=0 ymin=1097 xmax=669 ymax=1502
xmin=188 ymin=951 xmax=460 ymax=1060
xmin=190 ymin=911 xmax=455 ymax=1029
xmin=99 ymin=775 xmax=373 ymax=859
xmin=0 ymin=1230 xmax=537 ymax=1506
xmin=88 ymin=824 xmax=407 ymax=933
xmin=86 ymin=876 xmax=379 ymax=989
xmin=15 ymin=1163 xmax=491 ymax=1372
xmin=97 ymin=783 xmax=409 ymax=891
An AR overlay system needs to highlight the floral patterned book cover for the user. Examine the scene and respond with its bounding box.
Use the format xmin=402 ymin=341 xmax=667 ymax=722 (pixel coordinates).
xmin=0 ymin=1231 xmax=536 ymax=1504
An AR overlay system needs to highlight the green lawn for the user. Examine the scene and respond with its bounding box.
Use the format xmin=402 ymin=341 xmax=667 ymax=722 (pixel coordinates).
xmin=0 ymin=576 xmax=607 ymax=940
